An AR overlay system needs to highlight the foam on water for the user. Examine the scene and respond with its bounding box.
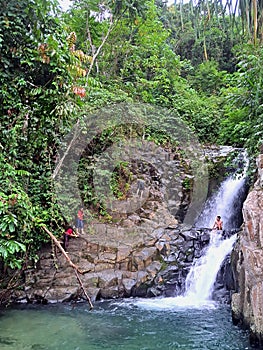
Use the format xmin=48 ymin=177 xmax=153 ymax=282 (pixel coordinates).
xmin=134 ymin=296 xmax=217 ymax=310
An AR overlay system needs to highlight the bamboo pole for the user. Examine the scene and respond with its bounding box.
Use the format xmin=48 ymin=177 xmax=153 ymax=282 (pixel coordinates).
xmin=74 ymin=270 xmax=93 ymax=310
xmin=252 ymin=0 xmax=257 ymax=45
xmin=52 ymin=119 xmax=80 ymax=180
xmin=42 ymin=226 xmax=93 ymax=309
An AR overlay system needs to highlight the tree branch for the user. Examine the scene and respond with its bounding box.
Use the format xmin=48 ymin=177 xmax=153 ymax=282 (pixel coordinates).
xmin=86 ymin=15 xmax=114 ymax=81
xmin=52 ymin=119 xmax=80 ymax=180
xmin=41 ymin=226 xmax=93 ymax=309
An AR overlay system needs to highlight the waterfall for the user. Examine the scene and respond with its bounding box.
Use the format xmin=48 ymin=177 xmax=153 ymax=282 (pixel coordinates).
xmin=135 ymin=233 xmax=237 ymax=309
xmin=181 ymin=150 xmax=249 ymax=305
xmin=184 ymin=232 xmax=236 ymax=302
xmin=195 ymin=150 xmax=249 ymax=230
xmin=135 ymin=150 xmax=248 ymax=310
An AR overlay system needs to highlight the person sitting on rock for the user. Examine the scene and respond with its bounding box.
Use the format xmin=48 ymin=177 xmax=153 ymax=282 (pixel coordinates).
xmin=212 ymin=215 xmax=223 ymax=231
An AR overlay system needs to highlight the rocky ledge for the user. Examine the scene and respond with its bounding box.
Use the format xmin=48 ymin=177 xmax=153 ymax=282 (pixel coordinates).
xmin=21 ymin=225 xmax=213 ymax=304
xmin=10 ymin=145 xmax=237 ymax=305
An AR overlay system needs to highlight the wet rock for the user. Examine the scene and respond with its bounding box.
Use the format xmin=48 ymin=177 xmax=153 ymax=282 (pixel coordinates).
xmin=231 ymin=154 xmax=263 ymax=345
xmin=122 ymin=278 xmax=137 ymax=295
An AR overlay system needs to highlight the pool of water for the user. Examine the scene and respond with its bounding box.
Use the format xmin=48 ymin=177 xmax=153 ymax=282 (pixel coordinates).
xmin=0 ymin=298 xmax=252 ymax=350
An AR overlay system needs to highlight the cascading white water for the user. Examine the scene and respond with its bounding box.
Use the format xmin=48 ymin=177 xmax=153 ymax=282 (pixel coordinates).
xmin=180 ymin=151 xmax=248 ymax=305
xmin=136 ymin=233 xmax=237 ymax=310
xmin=135 ymin=150 xmax=248 ymax=310
xmin=195 ymin=150 xmax=249 ymax=230
xmin=184 ymin=232 xmax=236 ymax=301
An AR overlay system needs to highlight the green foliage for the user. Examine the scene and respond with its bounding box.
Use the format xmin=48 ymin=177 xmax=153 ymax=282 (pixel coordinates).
xmin=65 ymin=0 xmax=224 ymax=144
xmin=0 ymin=155 xmax=35 ymax=269
xmin=0 ymin=0 xmax=262 ymax=277
xmin=167 ymin=81 xmax=222 ymax=143
xmin=100 ymin=0 xmax=182 ymax=101
xmin=161 ymin=1 xmax=239 ymax=72
xmin=219 ymin=44 xmax=263 ymax=155
xmin=0 ymin=240 xmax=26 ymax=269
xmin=110 ymin=161 xmax=131 ymax=199
xmin=0 ymin=0 xmax=78 ymax=270
xmin=188 ymin=60 xmax=228 ymax=95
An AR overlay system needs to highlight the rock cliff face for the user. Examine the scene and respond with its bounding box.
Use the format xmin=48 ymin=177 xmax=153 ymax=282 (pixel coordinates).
xmin=231 ymin=154 xmax=263 ymax=346
xmin=22 ymin=225 xmax=211 ymax=304
xmin=13 ymin=145 xmax=236 ymax=304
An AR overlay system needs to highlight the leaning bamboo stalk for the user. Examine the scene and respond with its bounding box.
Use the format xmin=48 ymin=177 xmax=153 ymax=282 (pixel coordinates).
xmin=74 ymin=269 xmax=93 ymax=310
xmin=52 ymin=119 xmax=80 ymax=180
xmin=86 ymin=15 xmax=114 ymax=80
xmin=41 ymin=226 xmax=93 ymax=309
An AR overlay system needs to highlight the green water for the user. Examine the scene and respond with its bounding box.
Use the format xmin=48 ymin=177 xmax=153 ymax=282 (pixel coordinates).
xmin=0 ymin=298 xmax=252 ymax=350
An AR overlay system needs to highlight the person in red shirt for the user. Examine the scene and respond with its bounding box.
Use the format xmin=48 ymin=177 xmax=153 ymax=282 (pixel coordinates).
xmin=76 ymin=207 xmax=84 ymax=234
xmin=62 ymin=226 xmax=78 ymax=251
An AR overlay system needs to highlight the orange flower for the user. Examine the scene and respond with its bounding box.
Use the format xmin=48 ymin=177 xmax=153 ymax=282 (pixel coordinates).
xmin=73 ymin=86 xmax=86 ymax=98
